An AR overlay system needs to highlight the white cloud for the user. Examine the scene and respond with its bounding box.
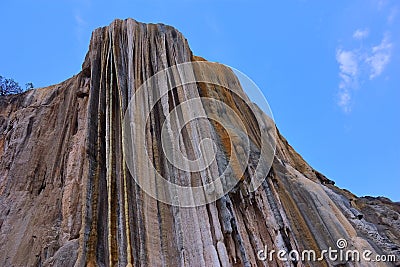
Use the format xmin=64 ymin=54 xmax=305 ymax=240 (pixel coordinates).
xmin=336 ymin=49 xmax=359 ymax=112
xmin=336 ymin=49 xmax=358 ymax=77
xmin=338 ymin=89 xmax=351 ymax=113
xmin=335 ymin=32 xmax=393 ymax=112
xmin=353 ymin=29 xmax=369 ymax=40
xmin=365 ymin=34 xmax=392 ymax=79
xmin=334 ymin=2 xmax=396 ymax=113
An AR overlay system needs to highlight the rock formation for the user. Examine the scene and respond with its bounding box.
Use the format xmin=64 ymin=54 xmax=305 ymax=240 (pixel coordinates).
xmin=0 ymin=18 xmax=399 ymax=266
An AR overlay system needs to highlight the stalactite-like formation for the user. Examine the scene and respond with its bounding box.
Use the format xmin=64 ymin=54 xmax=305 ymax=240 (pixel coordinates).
xmin=0 ymin=19 xmax=399 ymax=266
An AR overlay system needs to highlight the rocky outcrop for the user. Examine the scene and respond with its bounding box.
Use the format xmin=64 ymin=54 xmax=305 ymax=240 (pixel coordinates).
xmin=0 ymin=18 xmax=399 ymax=266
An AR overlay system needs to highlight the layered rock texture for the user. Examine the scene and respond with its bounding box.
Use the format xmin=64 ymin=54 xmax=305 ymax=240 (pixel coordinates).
xmin=0 ymin=19 xmax=399 ymax=266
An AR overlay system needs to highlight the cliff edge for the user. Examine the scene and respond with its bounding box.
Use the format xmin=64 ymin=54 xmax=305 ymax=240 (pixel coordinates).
xmin=0 ymin=19 xmax=399 ymax=267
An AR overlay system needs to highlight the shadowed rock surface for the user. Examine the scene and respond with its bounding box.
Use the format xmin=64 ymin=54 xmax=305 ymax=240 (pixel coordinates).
xmin=0 ymin=18 xmax=399 ymax=266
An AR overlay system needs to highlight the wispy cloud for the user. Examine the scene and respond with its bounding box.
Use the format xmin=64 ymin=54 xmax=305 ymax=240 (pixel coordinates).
xmin=338 ymin=89 xmax=351 ymax=113
xmin=74 ymin=12 xmax=88 ymax=42
xmin=387 ymin=7 xmax=398 ymax=24
xmin=336 ymin=49 xmax=359 ymax=112
xmin=75 ymin=14 xmax=86 ymax=27
xmin=377 ymin=0 xmax=388 ymax=10
xmin=353 ymin=28 xmax=369 ymax=40
xmin=336 ymin=49 xmax=358 ymax=78
xmin=365 ymin=34 xmax=392 ymax=79
xmin=335 ymin=33 xmax=393 ymax=112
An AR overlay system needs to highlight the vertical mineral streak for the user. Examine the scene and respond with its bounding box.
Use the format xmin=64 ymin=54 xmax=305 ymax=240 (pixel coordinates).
xmin=0 ymin=18 xmax=399 ymax=267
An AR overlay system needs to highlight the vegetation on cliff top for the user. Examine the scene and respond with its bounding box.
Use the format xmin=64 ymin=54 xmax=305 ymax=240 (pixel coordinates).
xmin=0 ymin=75 xmax=34 ymax=96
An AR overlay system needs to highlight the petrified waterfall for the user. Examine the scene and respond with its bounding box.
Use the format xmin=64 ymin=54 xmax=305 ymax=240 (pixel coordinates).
xmin=0 ymin=19 xmax=399 ymax=267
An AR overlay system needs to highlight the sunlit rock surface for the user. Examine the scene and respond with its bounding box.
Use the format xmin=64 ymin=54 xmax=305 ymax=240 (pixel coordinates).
xmin=0 ymin=19 xmax=399 ymax=266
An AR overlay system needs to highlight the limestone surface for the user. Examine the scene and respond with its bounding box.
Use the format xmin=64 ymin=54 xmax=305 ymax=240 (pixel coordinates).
xmin=0 ymin=19 xmax=398 ymax=266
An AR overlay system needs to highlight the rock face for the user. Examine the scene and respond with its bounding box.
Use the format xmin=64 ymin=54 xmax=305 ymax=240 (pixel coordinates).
xmin=0 ymin=19 xmax=399 ymax=266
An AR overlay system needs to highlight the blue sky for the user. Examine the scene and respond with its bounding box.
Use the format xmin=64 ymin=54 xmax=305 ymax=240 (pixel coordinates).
xmin=1 ymin=0 xmax=399 ymax=201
